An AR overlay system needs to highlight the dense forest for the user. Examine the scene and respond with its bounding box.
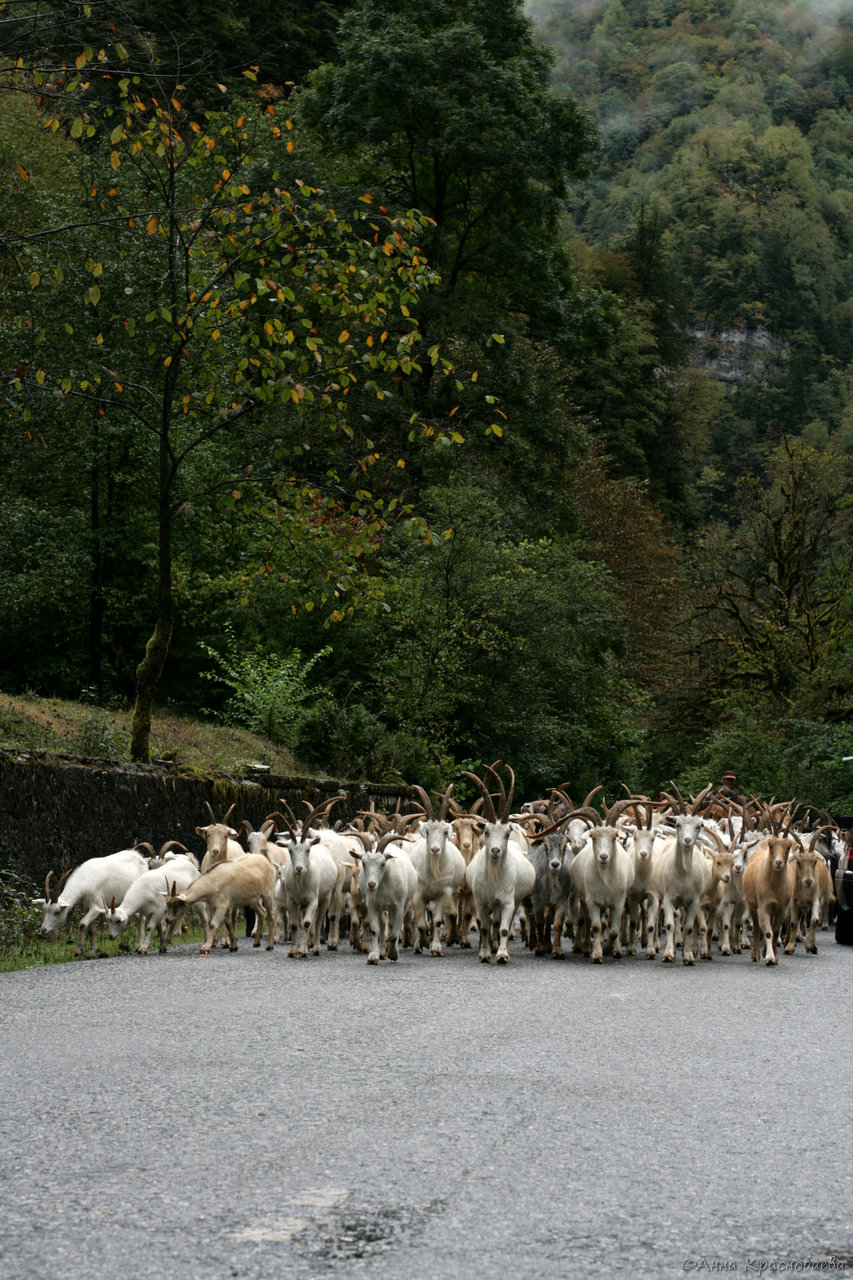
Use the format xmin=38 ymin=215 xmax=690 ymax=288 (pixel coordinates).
xmin=0 ymin=0 xmax=851 ymax=807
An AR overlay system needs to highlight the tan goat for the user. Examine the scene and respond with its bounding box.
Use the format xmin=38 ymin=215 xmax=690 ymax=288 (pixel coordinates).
xmin=742 ymin=834 xmax=797 ymax=965
xmin=165 ymin=855 xmax=277 ymax=956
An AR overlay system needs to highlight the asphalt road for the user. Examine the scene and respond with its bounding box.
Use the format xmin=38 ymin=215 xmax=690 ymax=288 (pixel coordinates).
xmin=1 ymin=929 xmax=851 ymax=1280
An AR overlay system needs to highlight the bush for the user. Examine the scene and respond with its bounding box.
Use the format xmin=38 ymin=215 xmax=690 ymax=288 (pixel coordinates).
xmin=293 ymin=700 xmax=447 ymax=789
xmin=200 ymin=625 xmax=331 ymax=745
xmin=0 ymin=867 xmax=44 ymax=959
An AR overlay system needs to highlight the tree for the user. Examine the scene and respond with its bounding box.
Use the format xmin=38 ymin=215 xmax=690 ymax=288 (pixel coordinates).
xmin=690 ymin=438 xmax=853 ymax=711
xmin=370 ymin=480 xmax=645 ymax=795
xmin=299 ymin=0 xmax=596 ymax=329
xmin=4 ymin=44 xmax=461 ymax=761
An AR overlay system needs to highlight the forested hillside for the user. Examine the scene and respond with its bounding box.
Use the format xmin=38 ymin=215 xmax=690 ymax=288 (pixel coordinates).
xmin=0 ymin=0 xmax=850 ymax=808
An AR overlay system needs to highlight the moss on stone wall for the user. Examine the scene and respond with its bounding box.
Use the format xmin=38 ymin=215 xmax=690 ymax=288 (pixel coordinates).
xmin=0 ymin=748 xmax=415 ymax=888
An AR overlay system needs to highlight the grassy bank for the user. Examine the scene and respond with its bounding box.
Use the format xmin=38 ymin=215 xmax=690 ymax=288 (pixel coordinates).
xmin=0 ymin=690 xmax=302 ymax=776
xmin=0 ymin=691 xmax=300 ymax=970
xmin=0 ymin=866 xmax=210 ymax=972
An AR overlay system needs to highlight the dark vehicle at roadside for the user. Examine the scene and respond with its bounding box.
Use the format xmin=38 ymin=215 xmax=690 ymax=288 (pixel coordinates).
xmin=834 ymin=815 xmax=853 ymax=945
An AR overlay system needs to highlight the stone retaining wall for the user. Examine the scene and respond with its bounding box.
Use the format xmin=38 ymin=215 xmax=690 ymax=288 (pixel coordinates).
xmin=0 ymin=748 xmax=416 ymax=888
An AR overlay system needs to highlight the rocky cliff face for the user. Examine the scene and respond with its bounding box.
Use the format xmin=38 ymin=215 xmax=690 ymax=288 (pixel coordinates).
xmin=690 ymin=325 xmax=789 ymax=386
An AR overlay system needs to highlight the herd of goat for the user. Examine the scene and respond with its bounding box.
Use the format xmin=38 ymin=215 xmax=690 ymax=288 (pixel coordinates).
xmin=32 ymin=764 xmax=840 ymax=968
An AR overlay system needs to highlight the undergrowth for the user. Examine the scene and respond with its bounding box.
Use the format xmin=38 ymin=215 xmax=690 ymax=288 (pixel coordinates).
xmin=0 ymin=690 xmax=305 ymax=776
xmin=0 ymin=868 xmax=209 ymax=971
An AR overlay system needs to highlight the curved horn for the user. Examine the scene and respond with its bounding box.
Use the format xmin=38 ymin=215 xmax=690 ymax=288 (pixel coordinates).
xmin=203 ymin=801 xmax=216 ymax=823
xmin=158 ymin=840 xmax=187 ymax=857
xmin=302 ymin=793 xmax=347 ymax=833
xmin=134 ymin=841 xmax=156 ymax=857
xmin=54 ymin=869 xmax=72 ymax=902
xmin=667 ymin=780 xmax=688 ymax=814
xmin=483 ymin=761 xmax=514 ymax=821
xmin=44 ymin=870 xmax=53 ymax=901
xmin=690 ymin=783 xmax=714 ymax=815
xmin=564 ymin=806 xmax=602 ymax=827
xmin=462 ymin=771 xmax=497 ymax=824
xmin=349 ymin=831 xmax=375 ymax=851
xmin=376 ymin=832 xmax=405 ymax=854
xmin=603 ymin=796 xmax=635 ymax=826
xmin=412 ymin=786 xmax=435 ymax=822
xmin=269 ymin=808 xmax=298 ymax=840
xmin=580 ymin=784 xmax=604 ymax=811
xmin=239 ymin=819 xmax=255 ymax=836
xmin=274 ymin=799 xmax=300 ymax=825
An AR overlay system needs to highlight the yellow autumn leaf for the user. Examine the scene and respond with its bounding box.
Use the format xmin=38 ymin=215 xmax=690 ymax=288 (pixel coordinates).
xmin=110 ymin=150 xmax=121 ymax=170
xmin=338 ymin=330 xmax=350 ymax=343
xmin=146 ymin=214 xmax=159 ymax=235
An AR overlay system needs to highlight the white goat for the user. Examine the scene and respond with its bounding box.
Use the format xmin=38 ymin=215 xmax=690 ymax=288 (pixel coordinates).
xmin=33 ymin=848 xmax=148 ymax=958
xmin=407 ymin=785 xmax=465 ymax=956
xmin=569 ymin=800 xmax=635 ymax=963
xmin=351 ymin=835 xmax=418 ymax=964
xmin=463 ymin=765 xmax=534 ymax=964
xmin=103 ymin=853 xmax=200 ymax=953
xmin=619 ymin=803 xmax=665 ymax=956
xmin=277 ymin=831 xmax=341 ymax=958
xmin=275 ymin=795 xmax=354 ymax=953
xmin=646 ymin=786 xmax=714 ymax=965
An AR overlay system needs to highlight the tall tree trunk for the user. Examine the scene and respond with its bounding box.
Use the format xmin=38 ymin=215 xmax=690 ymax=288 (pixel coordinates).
xmin=129 ymin=484 xmax=173 ymax=762
xmin=130 ymin=164 xmax=181 ymax=763
xmin=88 ymin=412 xmax=104 ymax=693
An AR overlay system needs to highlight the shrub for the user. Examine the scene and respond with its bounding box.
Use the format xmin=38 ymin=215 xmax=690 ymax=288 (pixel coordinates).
xmin=200 ymin=625 xmax=331 ymax=745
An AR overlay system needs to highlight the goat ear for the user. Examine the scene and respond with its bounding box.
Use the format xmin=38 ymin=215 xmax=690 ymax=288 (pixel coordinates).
xmin=195 ymin=826 xmax=207 ymax=836
xmin=32 ymin=897 xmax=47 ymax=906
